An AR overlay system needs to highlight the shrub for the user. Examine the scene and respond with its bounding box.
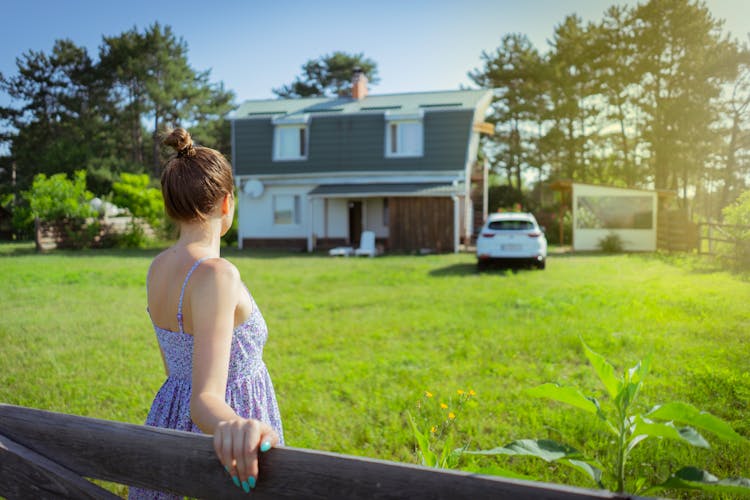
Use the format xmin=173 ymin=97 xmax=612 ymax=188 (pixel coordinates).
xmin=111 ymin=173 xmax=164 ymax=233
xmin=598 ymin=233 xmax=624 ymax=253
xmin=24 ymin=170 xmax=95 ymax=222
xmin=22 ymin=171 xmax=101 ymax=248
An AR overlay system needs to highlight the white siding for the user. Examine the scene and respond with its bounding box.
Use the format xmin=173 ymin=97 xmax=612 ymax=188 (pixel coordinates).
xmin=239 ymin=184 xmax=315 ymax=238
xmin=364 ymin=198 xmax=388 ymax=238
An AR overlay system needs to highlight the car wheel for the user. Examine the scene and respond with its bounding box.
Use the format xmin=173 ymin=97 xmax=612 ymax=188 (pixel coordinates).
xmin=477 ymin=259 xmax=488 ymax=272
xmin=536 ymin=259 xmax=546 ymax=270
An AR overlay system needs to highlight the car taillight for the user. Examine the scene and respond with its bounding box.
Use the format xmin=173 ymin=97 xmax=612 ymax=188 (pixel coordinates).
xmin=482 ymin=233 xmax=495 ymax=238
xmin=528 ymin=232 xmax=541 ymax=238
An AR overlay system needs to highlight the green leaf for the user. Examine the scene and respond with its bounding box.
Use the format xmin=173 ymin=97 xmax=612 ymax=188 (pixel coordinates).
xmin=465 ymin=465 xmax=536 ymax=481
xmin=408 ymin=413 xmax=436 ymax=467
xmin=465 ymin=439 xmax=583 ymax=462
xmin=644 ymin=467 xmax=750 ymax=497
xmin=566 ymin=459 xmax=604 ymax=486
xmin=647 ymin=402 xmax=748 ymax=443
xmin=631 ymin=416 xmax=709 ymax=448
xmin=627 ymin=354 xmax=651 ymax=385
xmin=527 ymin=384 xmax=598 ymax=414
xmin=581 ymin=340 xmax=621 ymax=400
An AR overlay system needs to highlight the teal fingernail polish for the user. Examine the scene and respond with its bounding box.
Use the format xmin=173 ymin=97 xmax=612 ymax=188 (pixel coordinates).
xmin=260 ymin=441 xmax=271 ymax=452
xmin=232 ymin=476 xmax=240 ymax=488
xmin=241 ymin=480 xmax=250 ymax=493
xmin=248 ymin=476 xmax=256 ymax=489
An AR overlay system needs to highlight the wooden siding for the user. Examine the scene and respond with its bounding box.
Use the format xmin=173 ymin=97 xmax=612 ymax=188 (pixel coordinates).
xmin=389 ymin=197 xmax=454 ymax=252
xmin=233 ymin=110 xmax=473 ymax=176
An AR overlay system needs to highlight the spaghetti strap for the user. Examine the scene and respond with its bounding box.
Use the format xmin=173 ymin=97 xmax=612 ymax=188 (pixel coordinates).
xmin=177 ymin=257 xmax=210 ymax=333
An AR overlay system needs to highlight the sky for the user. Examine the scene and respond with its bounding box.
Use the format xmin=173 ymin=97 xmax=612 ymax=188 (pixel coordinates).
xmin=1 ymin=0 xmax=749 ymax=107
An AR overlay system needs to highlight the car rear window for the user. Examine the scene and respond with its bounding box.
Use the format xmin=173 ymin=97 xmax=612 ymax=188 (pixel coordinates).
xmin=488 ymin=220 xmax=535 ymax=230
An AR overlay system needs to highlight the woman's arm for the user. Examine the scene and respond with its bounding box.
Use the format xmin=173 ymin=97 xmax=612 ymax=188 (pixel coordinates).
xmin=189 ymin=259 xmax=279 ymax=490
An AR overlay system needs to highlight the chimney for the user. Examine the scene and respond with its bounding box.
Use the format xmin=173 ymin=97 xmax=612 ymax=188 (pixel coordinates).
xmin=351 ymin=67 xmax=368 ymax=100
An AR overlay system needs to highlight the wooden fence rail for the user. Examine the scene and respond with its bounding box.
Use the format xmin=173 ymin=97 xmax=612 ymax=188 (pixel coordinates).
xmin=0 ymin=404 xmax=642 ymax=499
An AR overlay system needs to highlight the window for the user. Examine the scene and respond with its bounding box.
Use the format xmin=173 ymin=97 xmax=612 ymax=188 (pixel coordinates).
xmin=274 ymin=125 xmax=307 ymax=160
xmin=384 ymin=110 xmax=424 ymax=158
xmin=273 ymin=195 xmax=301 ymax=225
xmin=272 ymin=113 xmax=310 ymax=161
xmin=386 ymin=121 xmax=423 ymax=157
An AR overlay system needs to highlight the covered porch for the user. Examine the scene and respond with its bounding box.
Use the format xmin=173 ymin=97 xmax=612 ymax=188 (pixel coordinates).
xmin=306 ymin=183 xmax=466 ymax=253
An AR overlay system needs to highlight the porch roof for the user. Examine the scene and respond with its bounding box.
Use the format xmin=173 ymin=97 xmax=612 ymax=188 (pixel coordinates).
xmin=307 ymin=182 xmax=462 ymax=198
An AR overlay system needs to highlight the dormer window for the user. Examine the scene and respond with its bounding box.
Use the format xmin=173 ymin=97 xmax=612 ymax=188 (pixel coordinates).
xmin=273 ymin=114 xmax=310 ymax=161
xmin=385 ymin=110 xmax=424 ymax=158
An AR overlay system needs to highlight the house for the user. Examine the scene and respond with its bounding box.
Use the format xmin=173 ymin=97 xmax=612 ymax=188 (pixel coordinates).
xmin=230 ymin=72 xmax=493 ymax=253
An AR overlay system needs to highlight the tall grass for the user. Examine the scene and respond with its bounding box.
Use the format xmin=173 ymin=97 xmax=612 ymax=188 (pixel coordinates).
xmin=1 ymin=243 xmax=748 ymax=496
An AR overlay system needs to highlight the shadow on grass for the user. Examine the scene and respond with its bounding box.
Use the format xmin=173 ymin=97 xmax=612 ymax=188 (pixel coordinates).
xmin=429 ymin=262 xmax=537 ymax=277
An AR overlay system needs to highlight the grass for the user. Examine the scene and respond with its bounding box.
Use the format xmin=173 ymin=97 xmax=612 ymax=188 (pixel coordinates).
xmin=1 ymin=242 xmax=749 ymax=497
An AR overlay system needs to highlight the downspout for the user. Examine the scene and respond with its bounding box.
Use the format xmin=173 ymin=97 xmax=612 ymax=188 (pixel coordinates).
xmin=452 ymin=194 xmax=460 ymax=254
xmin=307 ymin=196 xmax=314 ymax=253
xmin=231 ymin=119 xmax=243 ymax=250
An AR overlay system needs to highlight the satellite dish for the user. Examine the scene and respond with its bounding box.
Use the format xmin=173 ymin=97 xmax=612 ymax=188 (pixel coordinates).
xmin=243 ymin=179 xmax=264 ymax=198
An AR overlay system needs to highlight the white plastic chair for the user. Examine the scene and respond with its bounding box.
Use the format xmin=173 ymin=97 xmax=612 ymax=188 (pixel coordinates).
xmin=354 ymin=231 xmax=376 ymax=257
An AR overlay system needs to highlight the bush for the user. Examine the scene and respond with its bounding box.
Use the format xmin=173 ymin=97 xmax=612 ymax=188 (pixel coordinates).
xmin=598 ymin=233 xmax=624 ymax=253
xmin=23 ymin=171 xmax=101 ymax=248
xmin=25 ymin=170 xmax=95 ymax=222
xmin=111 ymin=173 xmax=164 ymax=236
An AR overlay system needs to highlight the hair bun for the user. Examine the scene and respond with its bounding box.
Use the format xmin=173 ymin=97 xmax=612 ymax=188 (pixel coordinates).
xmin=163 ymin=127 xmax=195 ymax=157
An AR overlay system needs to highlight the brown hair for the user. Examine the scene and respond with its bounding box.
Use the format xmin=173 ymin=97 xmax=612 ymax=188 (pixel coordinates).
xmin=161 ymin=128 xmax=234 ymax=222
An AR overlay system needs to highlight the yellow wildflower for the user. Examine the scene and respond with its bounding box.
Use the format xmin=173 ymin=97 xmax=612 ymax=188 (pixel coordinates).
xmin=430 ymin=426 xmax=436 ymax=433
xmin=440 ymin=403 xmax=448 ymax=409
xmin=448 ymin=412 xmax=456 ymax=420
xmin=457 ymin=389 xmax=465 ymax=395
xmin=469 ymin=389 xmax=476 ymax=396
xmin=425 ymin=391 xmax=433 ymax=398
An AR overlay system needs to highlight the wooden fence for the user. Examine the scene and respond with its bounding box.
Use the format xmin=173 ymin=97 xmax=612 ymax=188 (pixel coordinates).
xmin=697 ymin=222 xmax=750 ymax=257
xmin=0 ymin=404 xmax=644 ymax=499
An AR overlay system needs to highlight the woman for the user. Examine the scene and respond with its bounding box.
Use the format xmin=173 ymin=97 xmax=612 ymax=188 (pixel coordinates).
xmin=129 ymin=128 xmax=283 ymax=498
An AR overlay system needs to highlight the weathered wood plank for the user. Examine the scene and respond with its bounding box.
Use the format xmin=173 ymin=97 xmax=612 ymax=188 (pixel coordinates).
xmin=0 ymin=404 xmax=641 ymax=499
xmin=0 ymin=432 xmax=118 ymax=500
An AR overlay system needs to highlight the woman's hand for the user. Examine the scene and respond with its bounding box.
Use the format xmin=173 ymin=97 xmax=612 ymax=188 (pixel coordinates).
xmin=213 ymin=418 xmax=280 ymax=492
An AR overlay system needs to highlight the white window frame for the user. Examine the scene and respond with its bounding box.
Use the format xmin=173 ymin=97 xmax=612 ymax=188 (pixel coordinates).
xmin=384 ymin=110 xmax=424 ymax=158
xmin=272 ymin=114 xmax=310 ymax=161
xmin=272 ymin=194 xmax=302 ymax=226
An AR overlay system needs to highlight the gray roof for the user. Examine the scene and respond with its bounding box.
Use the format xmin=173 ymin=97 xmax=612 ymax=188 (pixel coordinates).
xmin=308 ymin=182 xmax=462 ymax=198
xmin=233 ymin=89 xmax=492 ymax=119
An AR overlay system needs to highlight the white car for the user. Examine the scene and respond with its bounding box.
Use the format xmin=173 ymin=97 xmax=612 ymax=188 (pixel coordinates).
xmin=476 ymin=213 xmax=547 ymax=270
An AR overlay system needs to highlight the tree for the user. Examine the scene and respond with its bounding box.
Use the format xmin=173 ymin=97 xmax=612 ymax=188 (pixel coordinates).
xmin=631 ymin=0 xmax=740 ymax=196
xmin=469 ymin=34 xmax=544 ymax=189
xmin=99 ymin=23 xmax=235 ymax=175
xmin=0 ymin=40 xmax=109 ymax=187
xmin=273 ymin=51 xmax=379 ymax=98
xmin=545 ymin=16 xmax=595 ymax=182
xmin=0 ymin=23 xmax=236 ymax=191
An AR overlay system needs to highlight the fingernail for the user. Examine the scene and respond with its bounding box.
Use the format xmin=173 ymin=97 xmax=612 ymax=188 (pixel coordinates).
xmin=232 ymin=476 xmax=241 ymax=488
xmin=260 ymin=441 xmax=272 ymax=452
xmin=248 ymin=476 xmax=256 ymax=489
xmin=241 ymin=480 xmax=250 ymax=493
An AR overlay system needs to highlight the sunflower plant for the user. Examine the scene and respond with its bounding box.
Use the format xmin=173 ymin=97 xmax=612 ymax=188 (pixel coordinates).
xmin=466 ymin=339 xmax=750 ymax=496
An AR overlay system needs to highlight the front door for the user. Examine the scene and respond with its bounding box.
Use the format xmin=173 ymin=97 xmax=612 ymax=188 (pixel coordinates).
xmin=348 ymin=200 xmax=362 ymax=246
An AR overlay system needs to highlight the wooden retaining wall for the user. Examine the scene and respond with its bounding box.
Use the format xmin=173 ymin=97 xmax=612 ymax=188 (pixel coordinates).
xmin=0 ymin=404 xmax=643 ymax=499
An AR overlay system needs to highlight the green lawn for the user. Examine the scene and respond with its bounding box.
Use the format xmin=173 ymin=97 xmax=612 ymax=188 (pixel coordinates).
xmin=1 ymin=243 xmax=748 ymax=497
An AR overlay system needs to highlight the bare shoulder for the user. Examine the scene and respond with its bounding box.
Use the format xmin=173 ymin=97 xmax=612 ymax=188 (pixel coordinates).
xmin=194 ymin=257 xmax=241 ymax=289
